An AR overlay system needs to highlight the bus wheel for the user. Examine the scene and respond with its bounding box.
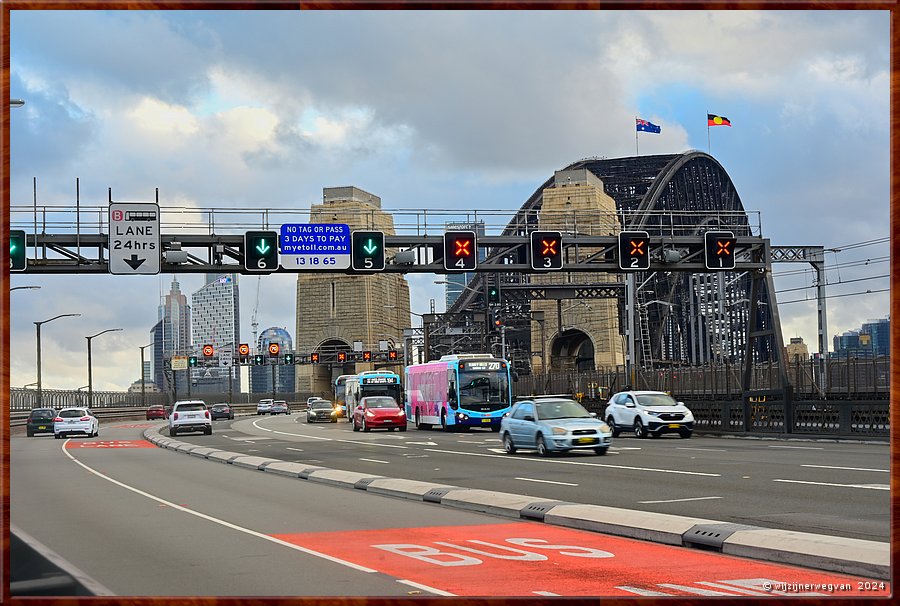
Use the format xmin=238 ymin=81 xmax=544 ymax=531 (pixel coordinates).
xmin=415 ymin=410 xmax=430 ymax=430
xmin=440 ymin=411 xmax=451 ymax=432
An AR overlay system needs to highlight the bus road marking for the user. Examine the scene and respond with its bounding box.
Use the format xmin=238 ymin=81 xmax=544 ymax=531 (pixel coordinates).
xmin=515 ymin=477 xmax=578 ymax=487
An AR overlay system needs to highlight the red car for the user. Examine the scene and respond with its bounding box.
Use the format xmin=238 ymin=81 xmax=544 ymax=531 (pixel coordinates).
xmin=352 ymin=396 xmax=407 ymax=432
xmin=146 ymin=405 xmax=166 ymax=420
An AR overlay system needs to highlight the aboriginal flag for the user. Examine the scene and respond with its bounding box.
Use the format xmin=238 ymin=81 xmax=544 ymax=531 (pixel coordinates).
xmin=708 ymin=114 xmax=732 ymax=127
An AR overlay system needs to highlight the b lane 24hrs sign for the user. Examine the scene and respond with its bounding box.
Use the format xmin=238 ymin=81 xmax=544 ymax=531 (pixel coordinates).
xmin=280 ymin=223 xmax=350 ymax=270
xmin=108 ymin=202 xmax=161 ymax=275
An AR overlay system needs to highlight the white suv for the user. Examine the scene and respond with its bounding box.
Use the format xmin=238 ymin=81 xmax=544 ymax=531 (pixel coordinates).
xmin=168 ymin=400 xmax=212 ymax=437
xmin=256 ymin=399 xmax=273 ymax=415
xmin=604 ymin=390 xmax=694 ymax=439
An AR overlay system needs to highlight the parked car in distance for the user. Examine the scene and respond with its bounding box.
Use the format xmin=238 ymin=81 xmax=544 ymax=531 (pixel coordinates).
xmin=146 ymin=404 xmax=166 ymax=420
xmin=306 ymin=399 xmax=337 ymax=423
xmin=270 ymin=400 xmax=290 ymax=415
xmin=26 ymin=408 xmax=56 ymax=437
xmin=352 ymin=396 xmax=407 ymax=432
xmin=210 ymin=403 xmax=234 ymax=420
xmin=256 ymin=399 xmax=273 ymax=415
xmin=53 ymin=407 xmax=99 ymax=439
xmin=168 ymin=400 xmax=212 ymax=437
xmin=500 ymin=397 xmax=612 ymax=456
xmin=604 ymin=390 xmax=694 ymax=439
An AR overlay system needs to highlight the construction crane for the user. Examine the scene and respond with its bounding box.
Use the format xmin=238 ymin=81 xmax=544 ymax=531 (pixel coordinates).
xmin=251 ymin=276 xmax=261 ymax=346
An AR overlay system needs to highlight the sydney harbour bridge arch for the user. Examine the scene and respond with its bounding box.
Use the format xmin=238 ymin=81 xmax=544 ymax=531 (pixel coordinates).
xmin=444 ymin=150 xmax=785 ymax=379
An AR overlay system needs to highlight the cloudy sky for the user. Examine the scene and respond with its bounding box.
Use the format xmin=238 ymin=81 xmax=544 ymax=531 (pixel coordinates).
xmin=7 ymin=10 xmax=890 ymax=392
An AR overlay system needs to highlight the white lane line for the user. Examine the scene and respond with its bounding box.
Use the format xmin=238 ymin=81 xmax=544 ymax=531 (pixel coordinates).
xmin=638 ymin=496 xmax=723 ymax=504
xmin=424 ymin=448 xmax=720 ymax=477
xmin=285 ymin=447 xmax=304 ymax=452
xmin=359 ymin=458 xmax=390 ymax=464
xmin=534 ymin=591 xmax=559 ymax=596
xmin=676 ymin=447 xmax=727 ymax=452
xmin=403 ymin=454 xmax=429 ymax=459
xmin=58 ymin=441 xmax=376 ymax=573
xmin=801 ymin=464 xmax=888 ymax=473
xmin=697 ymin=581 xmax=770 ymax=596
xmin=397 ymin=579 xmax=455 ymax=596
xmin=617 ymin=586 xmax=673 ymax=596
xmin=227 ymin=436 xmax=273 ymax=441
xmin=252 ymin=419 xmax=407 ymax=448
xmin=767 ymin=445 xmax=824 ymax=450
xmin=773 ymin=479 xmax=889 ymax=491
xmin=515 ymin=477 xmax=578 ymax=487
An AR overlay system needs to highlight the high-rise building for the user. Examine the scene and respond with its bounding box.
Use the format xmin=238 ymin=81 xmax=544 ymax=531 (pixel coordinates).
xmin=251 ymin=327 xmax=295 ymax=394
xmin=191 ymin=273 xmax=240 ymax=394
xmin=444 ymin=221 xmax=487 ymax=309
xmin=152 ymin=278 xmax=192 ymax=391
xmin=833 ymin=317 xmax=890 ymax=358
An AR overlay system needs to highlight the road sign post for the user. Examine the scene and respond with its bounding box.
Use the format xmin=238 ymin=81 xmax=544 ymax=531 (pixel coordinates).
xmin=108 ymin=203 xmax=161 ymax=275
xmin=280 ymin=223 xmax=350 ymax=270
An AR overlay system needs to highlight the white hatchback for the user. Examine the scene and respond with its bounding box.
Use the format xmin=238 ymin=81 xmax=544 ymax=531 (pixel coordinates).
xmin=54 ymin=407 xmax=99 ymax=439
xmin=168 ymin=400 xmax=212 ymax=437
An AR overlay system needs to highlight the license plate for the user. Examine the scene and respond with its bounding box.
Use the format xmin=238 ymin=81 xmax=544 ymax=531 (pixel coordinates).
xmin=482 ymin=418 xmax=491 ymax=423
xmin=576 ymin=437 xmax=598 ymax=445
xmin=67 ymin=420 xmax=76 ymax=424
xmin=38 ymin=425 xmax=47 ymax=430
xmin=668 ymin=423 xmax=681 ymax=429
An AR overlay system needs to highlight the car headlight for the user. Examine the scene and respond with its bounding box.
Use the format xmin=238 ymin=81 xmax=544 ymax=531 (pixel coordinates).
xmin=551 ymin=427 xmax=567 ymax=435
xmin=599 ymin=423 xmax=610 ymax=432
xmin=365 ymin=410 xmax=375 ymax=417
xmin=684 ymin=411 xmax=694 ymax=420
xmin=646 ymin=410 xmax=659 ymax=416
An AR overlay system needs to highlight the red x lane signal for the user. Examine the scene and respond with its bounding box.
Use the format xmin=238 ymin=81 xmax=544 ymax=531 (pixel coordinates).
xmin=618 ymin=231 xmax=651 ymax=270
xmin=443 ymin=231 xmax=477 ymax=271
xmin=530 ymin=230 xmax=563 ymax=271
xmin=704 ymin=231 xmax=736 ymax=270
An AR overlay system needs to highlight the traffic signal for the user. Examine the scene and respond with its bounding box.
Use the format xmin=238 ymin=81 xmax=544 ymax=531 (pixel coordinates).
xmin=362 ymin=351 xmax=372 ymax=362
xmin=10 ymin=229 xmax=26 ymax=272
xmin=704 ymin=231 xmax=736 ymax=270
xmin=188 ymin=356 xmax=198 ymax=367
xmin=310 ymin=352 xmax=320 ymax=364
xmin=238 ymin=343 xmax=250 ymax=362
xmin=351 ymin=231 xmax=385 ymax=271
xmin=530 ymin=230 xmax=563 ymax=270
xmin=487 ymin=285 xmax=501 ymax=304
xmin=337 ymin=352 xmax=347 ymax=363
xmin=618 ymin=231 xmax=651 ymax=270
xmin=254 ymin=354 xmax=265 ymax=365
xmin=244 ymin=230 xmax=279 ymax=272
xmin=284 ymin=353 xmax=295 ymax=365
xmin=491 ymin=314 xmax=504 ymax=330
xmin=443 ymin=230 xmax=477 ymax=271
xmin=202 ymin=344 xmax=215 ymax=357
xmin=388 ymin=350 xmax=398 ymax=361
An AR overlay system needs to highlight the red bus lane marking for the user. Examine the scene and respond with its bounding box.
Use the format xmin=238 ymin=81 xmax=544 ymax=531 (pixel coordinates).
xmin=272 ymin=523 xmax=889 ymax=597
xmin=65 ymin=440 xmax=155 ymax=449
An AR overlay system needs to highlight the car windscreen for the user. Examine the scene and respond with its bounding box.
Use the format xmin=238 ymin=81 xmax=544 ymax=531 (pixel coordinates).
xmin=59 ymin=409 xmax=87 ymax=418
xmin=364 ymin=397 xmax=398 ymax=408
xmin=636 ymin=393 xmax=678 ymax=407
xmin=536 ymin=400 xmax=591 ymax=420
xmin=176 ymin=403 xmax=206 ymax=412
xmin=30 ymin=409 xmax=55 ymax=419
xmin=311 ymin=401 xmax=333 ymax=409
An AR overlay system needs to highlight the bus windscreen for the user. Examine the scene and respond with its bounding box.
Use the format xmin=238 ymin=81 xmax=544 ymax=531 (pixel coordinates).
xmin=458 ymin=370 xmax=509 ymax=407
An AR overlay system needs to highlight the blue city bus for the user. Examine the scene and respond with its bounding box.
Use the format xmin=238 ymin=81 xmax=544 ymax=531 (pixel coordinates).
xmin=405 ymin=354 xmax=512 ymax=431
xmin=345 ymin=370 xmax=403 ymax=413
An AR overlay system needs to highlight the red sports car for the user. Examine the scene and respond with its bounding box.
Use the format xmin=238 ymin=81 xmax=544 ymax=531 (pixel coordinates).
xmin=146 ymin=405 xmax=166 ymax=420
xmin=352 ymin=396 xmax=407 ymax=432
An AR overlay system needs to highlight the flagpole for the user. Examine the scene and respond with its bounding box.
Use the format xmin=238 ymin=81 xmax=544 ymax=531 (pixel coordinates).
xmin=707 ymin=110 xmax=711 ymax=154
xmin=635 ymin=117 xmax=639 ymax=156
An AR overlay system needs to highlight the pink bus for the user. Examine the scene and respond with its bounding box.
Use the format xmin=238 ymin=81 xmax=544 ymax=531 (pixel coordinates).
xmin=404 ymin=354 xmax=512 ymax=432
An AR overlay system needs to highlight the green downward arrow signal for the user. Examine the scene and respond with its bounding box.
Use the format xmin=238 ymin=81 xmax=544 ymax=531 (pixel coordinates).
xmin=363 ymin=239 xmax=378 ymax=255
xmin=256 ymin=240 xmax=271 ymax=255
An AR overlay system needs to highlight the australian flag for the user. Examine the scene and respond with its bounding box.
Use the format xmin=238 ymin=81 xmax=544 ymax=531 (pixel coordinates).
xmin=636 ymin=118 xmax=661 ymax=134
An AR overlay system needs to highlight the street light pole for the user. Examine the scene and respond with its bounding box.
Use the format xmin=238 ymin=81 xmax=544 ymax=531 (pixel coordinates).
xmin=86 ymin=328 xmax=123 ymax=409
xmin=34 ymin=313 xmax=81 ymax=407
xmin=139 ymin=343 xmax=152 ymax=408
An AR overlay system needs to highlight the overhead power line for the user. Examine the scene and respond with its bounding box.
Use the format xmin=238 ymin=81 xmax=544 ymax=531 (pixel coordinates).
xmin=825 ymin=237 xmax=889 ymax=252
xmin=773 ymin=256 xmax=888 ymax=278
xmin=779 ymin=288 xmax=889 ymax=305
xmin=775 ymin=274 xmax=889 ymax=294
